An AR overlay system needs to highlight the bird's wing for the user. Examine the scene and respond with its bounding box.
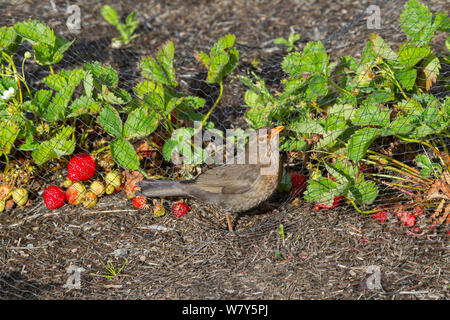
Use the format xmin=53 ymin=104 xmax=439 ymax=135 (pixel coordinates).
xmin=194 ymin=164 xmax=260 ymax=194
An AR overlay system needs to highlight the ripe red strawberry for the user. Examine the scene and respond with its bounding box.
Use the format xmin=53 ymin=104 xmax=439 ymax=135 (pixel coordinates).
xmin=314 ymin=196 xmax=344 ymax=210
xmin=400 ymin=211 xmax=416 ymax=228
xmin=43 ymin=185 xmax=66 ymax=209
xmin=372 ymin=210 xmax=388 ymax=223
xmin=67 ymin=153 xmax=96 ymax=182
xmin=173 ymin=200 xmax=189 ymax=217
xmin=289 ymin=172 xmax=306 ymax=196
xmin=133 ymin=196 xmax=147 ymax=209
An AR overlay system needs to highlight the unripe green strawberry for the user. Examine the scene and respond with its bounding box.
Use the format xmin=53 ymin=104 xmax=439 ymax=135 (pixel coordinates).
xmin=0 ymin=184 xmax=12 ymax=200
xmin=12 ymin=188 xmax=28 ymax=206
xmin=153 ymin=203 xmax=165 ymax=217
xmin=82 ymin=191 xmax=98 ymax=209
xmin=0 ymin=200 xmax=5 ymax=212
xmin=105 ymin=171 xmax=121 ymax=189
xmin=66 ymin=182 xmax=86 ymax=205
xmin=63 ymin=179 xmax=73 ymax=188
xmin=105 ymin=184 xmax=116 ymax=195
xmin=90 ymin=180 xmax=105 ymax=197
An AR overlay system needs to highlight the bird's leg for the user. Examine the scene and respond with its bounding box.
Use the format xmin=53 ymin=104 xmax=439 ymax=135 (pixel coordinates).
xmin=225 ymin=212 xmax=234 ymax=232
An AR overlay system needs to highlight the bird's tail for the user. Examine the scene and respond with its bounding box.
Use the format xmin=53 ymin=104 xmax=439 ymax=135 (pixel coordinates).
xmin=136 ymin=180 xmax=189 ymax=198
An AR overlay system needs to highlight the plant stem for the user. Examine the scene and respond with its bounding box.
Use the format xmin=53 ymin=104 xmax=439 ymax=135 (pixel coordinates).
xmin=195 ymin=81 xmax=223 ymax=135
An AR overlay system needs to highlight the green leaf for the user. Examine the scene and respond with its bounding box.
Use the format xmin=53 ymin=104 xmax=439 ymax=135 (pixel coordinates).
xmin=292 ymin=119 xmax=324 ymax=135
xmin=110 ymin=138 xmax=140 ymax=170
xmin=207 ymin=52 xmax=229 ymax=84
xmin=304 ymin=178 xmax=338 ymax=204
xmin=245 ymin=104 xmax=273 ymax=129
xmin=400 ymin=0 xmax=435 ymax=44
xmin=394 ymin=68 xmax=417 ymax=91
xmin=101 ymin=5 xmax=120 ymax=26
xmin=98 ymin=104 xmax=123 ymax=138
xmin=43 ymin=73 xmax=67 ymax=92
xmin=352 ymin=103 xmax=391 ymax=127
xmin=123 ymin=106 xmax=159 ymax=139
xmin=139 ymin=41 xmax=177 ymax=87
xmin=282 ymin=41 xmax=328 ymax=76
xmin=381 ymin=117 xmax=414 ymax=136
xmin=83 ymin=61 xmax=118 ymax=89
xmin=280 ymin=137 xmax=308 ymax=151
xmin=348 ymin=127 xmax=380 ymax=162
xmin=351 ymin=180 xmax=379 ymax=205
xmin=0 ymin=122 xmax=19 ymax=156
xmin=32 ymin=126 xmax=75 ymax=165
xmin=397 ymin=44 xmax=430 ymax=68
xmin=369 ymin=33 xmax=397 ymax=61
xmin=328 ymin=104 xmax=355 ymax=121
xmin=67 ymin=95 xmax=101 ymax=117
xmin=14 ymin=20 xmax=55 ymax=46
xmin=415 ymin=154 xmax=442 ymax=177
xmin=18 ymin=134 xmax=39 ymax=151
xmin=0 ymin=27 xmax=18 ymax=52
xmin=156 ymin=41 xmax=177 ymax=87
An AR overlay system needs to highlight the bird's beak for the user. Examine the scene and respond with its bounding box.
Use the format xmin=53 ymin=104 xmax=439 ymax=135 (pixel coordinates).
xmin=269 ymin=126 xmax=284 ymax=140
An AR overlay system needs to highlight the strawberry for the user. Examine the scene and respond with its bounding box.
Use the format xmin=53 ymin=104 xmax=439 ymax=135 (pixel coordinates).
xmin=105 ymin=184 xmax=116 ymax=195
xmin=153 ymin=203 xmax=166 ymax=217
xmin=67 ymin=153 xmax=96 ymax=182
xmin=173 ymin=200 xmax=189 ymax=217
xmin=314 ymin=196 xmax=344 ymax=210
xmin=133 ymin=196 xmax=147 ymax=209
xmin=43 ymin=185 xmax=66 ymax=209
xmin=105 ymin=170 xmax=121 ymax=189
xmin=400 ymin=211 xmax=416 ymax=228
xmin=82 ymin=191 xmax=98 ymax=209
xmin=66 ymin=182 xmax=87 ymax=205
xmin=12 ymin=188 xmax=28 ymax=206
xmin=0 ymin=184 xmax=12 ymax=200
xmin=372 ymin=210 xmax=388 ymax=223
xmin=289 ymin=172 xmax=306 ymax=196
xmin=90 ymin=180 xmax=105 ymax=197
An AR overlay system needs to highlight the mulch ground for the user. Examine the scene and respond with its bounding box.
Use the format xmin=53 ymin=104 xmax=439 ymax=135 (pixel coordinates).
xmin=0 ymin=0 xmax=449 ymax=299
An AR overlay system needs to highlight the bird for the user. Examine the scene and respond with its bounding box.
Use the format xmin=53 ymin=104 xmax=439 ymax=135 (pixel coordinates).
xmin=137 ymin=126 xmax=284 ymax=231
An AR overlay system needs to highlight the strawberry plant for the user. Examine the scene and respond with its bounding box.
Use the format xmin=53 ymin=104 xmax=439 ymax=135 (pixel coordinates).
xmin=101 ymin=5 xmax=140 ymax=48
xmin=240 ymin=0 xmax=449 ymax=213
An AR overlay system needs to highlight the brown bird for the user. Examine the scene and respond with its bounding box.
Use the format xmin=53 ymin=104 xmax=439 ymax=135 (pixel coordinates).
xmin=137 ymin=126 xmax=284 ymax=231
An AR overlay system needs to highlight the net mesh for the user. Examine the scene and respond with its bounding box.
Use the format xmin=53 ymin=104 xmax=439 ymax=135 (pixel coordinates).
xmin=0 ymin=0 xmax=449 ymax=299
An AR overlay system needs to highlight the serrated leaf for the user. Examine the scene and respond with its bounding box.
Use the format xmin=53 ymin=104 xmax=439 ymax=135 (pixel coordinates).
xmin=14 ymin=20 xmax=55 ymax=46
xmin=304 ymin=178 xmax=338 ymax=204
xmin=110 ymin=138 xmax=140 ymax=170
xmin=415 ymin=154 xmax=442 ymax=177
xmin=83 ymin=61 xmax=118 ymax=88
xmin=328 ymin=104 xmax=356 ymax=121
xmin=397 ymin=44 xmax=430 ymax=68
xmin=381 ymin=116 xmax=414 ymax=136
xmin=0 ymin=122 xmax=19 ymax=155
xmin=98 ymin=104 xmax=123 ymax=138
xmin=353 ymin=103 xmax=391 ymax=127
xmin=351 ymin=180 xmax=379 ymax=205
xmin=31 ymin=126 xmax=75 ymax=165
xmin=0 ymin=27 xmax=18 ymax=51
xmin=123 ymin=106 xmax=159 ymax=139
xmin=369 ymin=33 xmax=397 ymax=61
xmin=394 ymin=67 xmax=417 ymax=91
xmin=348 ymin=127 xmax=380 ymax=162
xmin=282 ymin=41 xmax=328 ymax=76
xmin=400 ymin=0 xmax=435 ymax=44
xmin=280 ymin=138 xmax=308 ymax=151
xmin=67 ymin=95 xmax=101 ymax=117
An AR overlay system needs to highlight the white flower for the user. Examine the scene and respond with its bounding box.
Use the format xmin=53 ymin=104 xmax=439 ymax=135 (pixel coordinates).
xmin=1 ymin=87 xmax=15 ymax=101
